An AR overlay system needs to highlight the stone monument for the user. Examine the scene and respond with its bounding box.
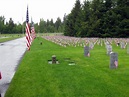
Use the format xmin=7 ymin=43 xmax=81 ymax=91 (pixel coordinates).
xmin=52 ymin=55 xmax=56 ymax=64
xmin=107 ymin=45 xmax=112 ymax=55
xmin=89 ymin=42 xmax=94 ymax=49
xmin=84 ymin=46 xmax=90 ymax=57
xmin=110 ymin=52 xmax=118 ymax=69
xmin=127 ymin=43 xmax=129 ymax=54
xmin=120 ymin=42 xmax=125 ymax=49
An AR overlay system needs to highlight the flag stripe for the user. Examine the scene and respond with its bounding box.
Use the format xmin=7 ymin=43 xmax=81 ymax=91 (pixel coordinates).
xmin=114 ymin=60 xmax=118 ymax=67
xmin=26 ymin=6 xmax=32 ymax=50
xmin=26 ymin=23 xmax=31 ymax=50
xmin=31 ymin=19 xmax=36 ymax=40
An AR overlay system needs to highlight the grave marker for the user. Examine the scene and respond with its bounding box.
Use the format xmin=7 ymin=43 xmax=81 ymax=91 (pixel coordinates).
xmin=127 ymin=43 xmax=129 ymax=54
xmin=107 ymin=45 xmax=112 ymax=55
xmin=110 ymin=52 xmax=118 ymax=69
xmin=84 ymin=46 xmax=90 ymax=57
xmin=89 ymin=42 xmax=94 ymax=49
xmin=52 ymin=55 xmax=56 ymax=64
xmin=120 ymin=42 xmax=125 ymax=49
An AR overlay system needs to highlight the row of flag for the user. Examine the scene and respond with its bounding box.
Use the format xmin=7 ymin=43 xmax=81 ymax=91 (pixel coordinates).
xmin=26 ymin=6 xmax=36 ymax=50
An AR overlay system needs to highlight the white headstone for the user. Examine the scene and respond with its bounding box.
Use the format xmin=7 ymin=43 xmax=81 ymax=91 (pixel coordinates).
xmin=127 ymin=44 xmax=129 ymax=54
xmin=107 ymin=45 xmax=112 ymax=55
xmin=89 ymin=42 xmax=94 ymax=49
xmin=120 ymin=42 xmax=125 ymax=49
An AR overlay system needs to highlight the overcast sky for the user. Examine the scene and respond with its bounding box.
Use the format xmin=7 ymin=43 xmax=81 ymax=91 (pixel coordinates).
xmin=0 ymin=0 xmax=85 ymax=23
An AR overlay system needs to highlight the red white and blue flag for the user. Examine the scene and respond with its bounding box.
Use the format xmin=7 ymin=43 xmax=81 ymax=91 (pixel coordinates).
xmin=31 ymin=19 xmax=36 ymax=41
xmin=26 ymin=6 xmax=32 ymax=50
xmin=114 ymin=60 xmax=118 ymax=67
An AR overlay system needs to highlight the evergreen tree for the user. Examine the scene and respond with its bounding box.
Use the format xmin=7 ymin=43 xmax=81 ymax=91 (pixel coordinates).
xmin=8 ymin=18 xmax=15 ymax=33
xmin=0 ymin=16 xmax=5 ymax=34
xmin=79 ymin=0 xmax=91 ymax=37
xmin=116 ymin=0 xmax=129 ymax=37
xmin=55 ymin=17 xmax=62 ymax=32
xmin=39 ymin=19 xmax=47 ymax=33
xmin=64 ymin=14 xmax=75 ymax=36
xmin=64 ymin=0 xmax=81 ymax=36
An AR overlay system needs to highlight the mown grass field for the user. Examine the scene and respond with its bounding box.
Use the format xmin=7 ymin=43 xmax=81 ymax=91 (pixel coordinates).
xmin=0 ymin=34 xmax=23 ymax=43
xmin=5 ymin=37 xmax=129 ymax=97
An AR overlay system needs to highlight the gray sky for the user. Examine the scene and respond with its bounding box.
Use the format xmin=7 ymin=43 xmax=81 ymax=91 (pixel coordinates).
xmin=0 ymin=0 xmax=85 ymax=23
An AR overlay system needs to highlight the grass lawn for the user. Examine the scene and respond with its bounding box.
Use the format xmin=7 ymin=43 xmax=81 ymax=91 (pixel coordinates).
xmin=5 ymin=37 xmax=129 ymax=97
xmin=0 ymin=34 xmax=23 ymax=43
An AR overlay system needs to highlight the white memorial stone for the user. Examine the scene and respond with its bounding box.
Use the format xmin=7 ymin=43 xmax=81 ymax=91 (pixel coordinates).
xmin=107 ymin=45 xmax=112 ymax=55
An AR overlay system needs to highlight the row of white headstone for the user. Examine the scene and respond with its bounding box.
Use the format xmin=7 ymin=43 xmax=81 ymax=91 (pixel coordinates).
xmin=43 ymin=36 xmax=129 ymax=69
xmin=42 ymin=35 xmax=98 ymax=48
xmin=105 ymin=40 xmax=118 ymax=69
xmin=105 ymin=40 xmax=129 ymax=69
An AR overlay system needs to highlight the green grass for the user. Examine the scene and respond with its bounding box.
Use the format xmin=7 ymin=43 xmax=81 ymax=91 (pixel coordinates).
xmin=0 ymin=34 xmax=23 ymax=43
xmin=5 ymin=37 xmax=129 ymax=97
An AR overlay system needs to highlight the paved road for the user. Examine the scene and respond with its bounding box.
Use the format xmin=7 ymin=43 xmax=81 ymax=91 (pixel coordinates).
xmin=0 ymin=37 xmax=27 ymax=97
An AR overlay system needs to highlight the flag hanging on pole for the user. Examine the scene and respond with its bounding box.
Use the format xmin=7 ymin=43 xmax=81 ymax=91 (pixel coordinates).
xmin=114 ymin=60 xmax=118 ymax=67
xmin=31 ymin=18 xmax=36 ymax=41
xmin=26 ymin=6 xmax=32 ymax=50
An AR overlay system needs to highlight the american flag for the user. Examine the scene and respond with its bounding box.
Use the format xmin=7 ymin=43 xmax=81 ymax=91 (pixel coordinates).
xmin=114 ymin=60 xmax=118 ymax=67
xmin=26 ymin=6 xmax=32 ymax=50
xmin=87 ymin=52 xmax=90 ymax=57
xmin=31 ymin=19 xmax=36 ymax=41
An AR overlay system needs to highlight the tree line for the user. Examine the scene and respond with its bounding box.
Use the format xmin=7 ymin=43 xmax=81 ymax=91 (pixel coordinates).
xmin=35 ymin=17 xmax=64 ymax=33
xmin=0 ymin=16 xmax=22 ymax=34
xmin=64 ymin=0 xmax=129 ymax=38
xmin=1 ymin=0 xmax=129 ymax=38
xmin=0 ymin=16 xmax=64 ymax=34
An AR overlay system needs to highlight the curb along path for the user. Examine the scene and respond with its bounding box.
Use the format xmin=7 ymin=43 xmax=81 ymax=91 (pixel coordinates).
xmin=0 ymin=37 xmax=27 ymax=97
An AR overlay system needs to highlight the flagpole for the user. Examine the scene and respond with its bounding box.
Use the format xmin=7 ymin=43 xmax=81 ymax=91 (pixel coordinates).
xmin=22 ymin=17 xmax=24 ymax=36
xmin=26 ymin=6 xmax=32 ymax=50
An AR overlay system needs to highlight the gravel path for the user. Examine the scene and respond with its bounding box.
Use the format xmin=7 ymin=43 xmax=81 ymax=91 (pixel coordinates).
xmin=0 ymin=37 xmax=27 ymax=97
